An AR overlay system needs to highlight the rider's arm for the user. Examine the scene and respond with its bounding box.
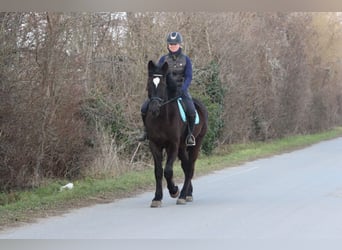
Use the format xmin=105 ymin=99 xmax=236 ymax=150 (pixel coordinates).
xmin=181 ymin=56 xmax=193 ymax=93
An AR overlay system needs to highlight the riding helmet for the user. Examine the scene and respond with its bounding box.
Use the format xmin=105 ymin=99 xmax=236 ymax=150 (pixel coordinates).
xmin=166 ymin=32 xmax=183 ymax=44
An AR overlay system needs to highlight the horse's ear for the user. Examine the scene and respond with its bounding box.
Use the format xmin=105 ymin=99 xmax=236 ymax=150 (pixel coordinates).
xmin=161 ymin=61 xmax=168 ymax=74
xmin=148 ymin=60 xmax=155 ymax=75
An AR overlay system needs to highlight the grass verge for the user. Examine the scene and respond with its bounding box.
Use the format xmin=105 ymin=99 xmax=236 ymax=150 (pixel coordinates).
xmin=1 ymin=127 xmax=342 ymax=229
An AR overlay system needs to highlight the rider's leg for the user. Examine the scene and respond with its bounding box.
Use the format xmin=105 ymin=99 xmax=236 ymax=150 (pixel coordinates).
xmin=182 ymin=93 xmax=196 ymax=146
xmin=186 ymin=114 xmax=196 ymax=146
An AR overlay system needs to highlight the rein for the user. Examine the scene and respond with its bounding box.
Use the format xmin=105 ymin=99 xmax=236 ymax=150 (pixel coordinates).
xmin=150 ymin=95 xmax=181 ymax=107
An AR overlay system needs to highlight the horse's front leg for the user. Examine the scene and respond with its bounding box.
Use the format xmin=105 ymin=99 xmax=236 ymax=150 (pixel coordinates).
xmin=164 ymin=144 xmax=179 ymax=199
xmin=150 ymin=143 xmax=163 ymax=208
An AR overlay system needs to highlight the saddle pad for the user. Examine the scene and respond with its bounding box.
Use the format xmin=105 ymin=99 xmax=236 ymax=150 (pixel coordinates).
xmin=177 ymin=98 xmax=200 ymax=124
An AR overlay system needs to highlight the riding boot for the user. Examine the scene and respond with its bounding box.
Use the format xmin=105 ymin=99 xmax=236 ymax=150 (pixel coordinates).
xmin=186 ymin=115 xmax=196 ymax=146
xmin=137 ymin=113 xmax=148 ymax=141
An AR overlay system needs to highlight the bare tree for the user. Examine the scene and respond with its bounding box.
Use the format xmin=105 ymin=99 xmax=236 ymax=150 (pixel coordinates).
xmin=2 ymin=12 xmax=342 ymax=190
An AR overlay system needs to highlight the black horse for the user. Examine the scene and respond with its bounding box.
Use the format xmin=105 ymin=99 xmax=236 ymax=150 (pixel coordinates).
xmin=144 ymin=60 xmax=208 ymax=207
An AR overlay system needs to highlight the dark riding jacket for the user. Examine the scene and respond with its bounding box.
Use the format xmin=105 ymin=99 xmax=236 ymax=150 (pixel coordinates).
xmin=158 ymin=48 xmax=193 ymax=94
xmin=141 ymin=48 xmax=196 ymax=117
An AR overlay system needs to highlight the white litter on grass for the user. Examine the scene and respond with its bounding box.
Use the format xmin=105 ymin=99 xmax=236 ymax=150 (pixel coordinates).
xmin=60 ymin=183 xmax=74 ymax=191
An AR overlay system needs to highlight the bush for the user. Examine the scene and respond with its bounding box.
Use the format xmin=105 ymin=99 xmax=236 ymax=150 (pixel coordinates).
xmin=192 ymin=60 xmax=225 ymax=155
xmin=0 ymin=83 xmax=92 ymax=191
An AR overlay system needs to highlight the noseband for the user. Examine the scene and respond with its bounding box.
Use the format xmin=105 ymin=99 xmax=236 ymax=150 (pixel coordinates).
xmin=150 ymin=96 xmax=164 ymax=103
xmin=150 ymin=95 xmax=181 ymax=108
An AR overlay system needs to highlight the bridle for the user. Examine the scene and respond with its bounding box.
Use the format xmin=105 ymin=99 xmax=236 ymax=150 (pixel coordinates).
xmin=150 ymin=96 xmax=180 ymax=107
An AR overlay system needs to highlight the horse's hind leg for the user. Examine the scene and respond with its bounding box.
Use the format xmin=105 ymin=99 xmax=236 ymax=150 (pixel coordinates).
xmin=164 ymin=145 xmax=179 ymax=198
xmin=177 ymin=148 xmax=193 ymax=205
xmin=186 ymin=182 xmax=193 ymax=202
xmin=177 ymin=138 xmax=203 ymax=204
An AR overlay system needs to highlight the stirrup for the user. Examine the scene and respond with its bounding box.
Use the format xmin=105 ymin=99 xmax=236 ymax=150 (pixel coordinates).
xmin=186 ymin=134 xmax=196 ymax=146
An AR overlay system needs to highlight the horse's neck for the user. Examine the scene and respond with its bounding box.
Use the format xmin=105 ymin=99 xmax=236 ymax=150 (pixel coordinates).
xmin=159 ymin=104 xmax=169 ymax=121
xmin=159 ymin=102 xmax=177 ymax=122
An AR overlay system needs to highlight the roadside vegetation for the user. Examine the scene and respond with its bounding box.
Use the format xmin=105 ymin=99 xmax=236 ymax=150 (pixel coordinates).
xmin=1 ymin=127 xmax=342 ymax=229
xmin=2 ymin=12 xmax=342 ymax=191
xmin=2 ymin=12 xmax=342 ymax=228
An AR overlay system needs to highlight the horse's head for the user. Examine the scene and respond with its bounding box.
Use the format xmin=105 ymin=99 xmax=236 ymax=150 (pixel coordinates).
xmin=147 ymin=60 xmax=169 ymax=117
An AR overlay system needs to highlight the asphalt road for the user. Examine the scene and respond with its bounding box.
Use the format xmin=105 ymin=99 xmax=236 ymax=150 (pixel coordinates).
xmin=1 ymin=138 xmax=342 ymax=241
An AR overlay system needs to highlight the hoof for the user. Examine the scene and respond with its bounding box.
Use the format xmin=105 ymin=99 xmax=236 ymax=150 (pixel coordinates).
xmin=150 ymin=200 xmax=162 ymax=208
xmin=170 ymin=188 xmax=180 ymax=198
xmin=186 ymin=196 xmax=193 ymax=202
xmin=176 ymin=198 xmax=187 ymax=205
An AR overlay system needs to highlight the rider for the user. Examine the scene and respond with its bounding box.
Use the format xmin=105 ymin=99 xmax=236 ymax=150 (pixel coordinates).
xmin=138 ymin=31 xmax=197 ymax=146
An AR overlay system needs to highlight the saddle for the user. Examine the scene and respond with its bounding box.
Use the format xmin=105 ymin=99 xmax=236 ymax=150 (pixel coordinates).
xmin=177 ymin=98 xmax=200 ymax=124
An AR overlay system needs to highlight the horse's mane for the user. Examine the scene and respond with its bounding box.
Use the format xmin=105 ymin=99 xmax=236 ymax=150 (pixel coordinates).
xmin=166 ymin=73 xmax=178 ymax=98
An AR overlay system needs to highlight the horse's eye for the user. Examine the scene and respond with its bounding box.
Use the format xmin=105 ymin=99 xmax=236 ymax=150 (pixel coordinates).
xmin=153 ymin=77 xmax=160 ymax=87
